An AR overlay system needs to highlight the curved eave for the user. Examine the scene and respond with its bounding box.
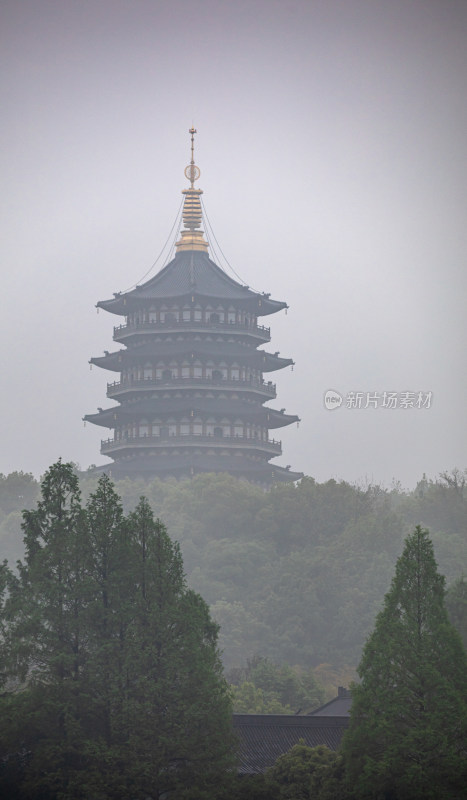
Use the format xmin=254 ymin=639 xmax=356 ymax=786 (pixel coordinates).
xmin=265 ymin=410 xmax=300 ymax=429
xmin=260 ymin=353 xmax=293 ymax=372
xmin=90 ymin=347 xmax=294 ymax=373
xmin=93 ymin=456 xmax=303 ymax=483
xmin=95 ymin=250 xmax=287 ymax=316
xmin=84 ymin=401 xmax=300 ymax=429
xmin=97 ymin=294 xmax=287 ymax=317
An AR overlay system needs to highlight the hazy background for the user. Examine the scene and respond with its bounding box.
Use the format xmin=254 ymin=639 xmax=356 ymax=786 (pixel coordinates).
xmin=1 ymin=0 xmax=466 ymax=489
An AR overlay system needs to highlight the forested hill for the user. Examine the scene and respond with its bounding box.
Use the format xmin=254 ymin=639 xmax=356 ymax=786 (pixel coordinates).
xmin=1 ymin=469 xmax=466 ymax=671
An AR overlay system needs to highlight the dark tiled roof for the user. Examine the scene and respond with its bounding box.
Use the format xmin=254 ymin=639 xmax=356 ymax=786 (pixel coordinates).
xmin=94 ymin=456 xmax=303 ymax=483
xmin=84 ymin=398 xmax=299 ymax=429
xmin=97 ymin=251 xmax=287 ymax=317
xmin=233 ymin=714 xmax=349 ymax=774
xmin=90 ymin=342 xmax=293 ymax=373
xmin=309 ymin=688 xmax=352 ymax=717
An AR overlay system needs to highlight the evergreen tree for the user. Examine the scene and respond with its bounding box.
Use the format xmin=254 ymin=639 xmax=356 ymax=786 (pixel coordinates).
xmin=265 ymin=742 xmax=351 ymax=800
xmin=342 ymin=526 xmax=467 ymax=800
xmin=0 ymin=463 xmax=234 ymax=799
xmin=446 ymin=575 xmax=467 ymax=650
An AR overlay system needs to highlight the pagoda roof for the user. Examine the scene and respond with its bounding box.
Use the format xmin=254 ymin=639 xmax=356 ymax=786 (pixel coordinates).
xmin=90 ymin=342 xmax=293 ymax=373
xmin=84 ymin=398 xmax=299 ymax=429
xmin=93 ymin=456 xmax=303 ymax=483
xmin=97 ymin=250 xmax=287 ymax=317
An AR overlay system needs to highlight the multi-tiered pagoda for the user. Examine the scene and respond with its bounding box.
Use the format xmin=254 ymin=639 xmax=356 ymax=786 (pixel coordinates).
xmin=85 ymin=130 xmax=301 ymax=485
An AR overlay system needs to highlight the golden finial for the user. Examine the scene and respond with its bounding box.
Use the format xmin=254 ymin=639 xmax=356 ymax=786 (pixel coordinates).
xmin=176 ymin=127 xmax=208 ymax=253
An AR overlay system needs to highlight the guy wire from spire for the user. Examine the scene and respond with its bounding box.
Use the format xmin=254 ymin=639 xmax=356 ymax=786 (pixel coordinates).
xmin=202 ymin=214 xmax=222 ymax=266
xmin=162 ymin=215 xmax=185 ymax=267
xmin=200 ymin=196 xmax=263 ymax=292
xmin=119 ymin=198 xmax=184 ymax=293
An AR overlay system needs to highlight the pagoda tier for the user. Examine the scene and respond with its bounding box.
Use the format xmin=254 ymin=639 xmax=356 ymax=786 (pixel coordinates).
xmin=85 ymin=130 xmax=302 ymax=486
xmin=85 ymin=398 xmax=299 ymax=429
xmin=89 ymin=339 xmax=293 ymax=373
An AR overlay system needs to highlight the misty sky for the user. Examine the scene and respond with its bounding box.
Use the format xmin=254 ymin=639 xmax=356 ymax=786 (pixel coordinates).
xmin=1 ymin=0 xmax=466 ymax=489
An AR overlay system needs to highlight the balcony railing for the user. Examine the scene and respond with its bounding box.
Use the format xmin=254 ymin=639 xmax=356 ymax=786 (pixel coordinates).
xmin=101 ymin=433 xmax=282 ymax=455
xmin=106 ymin=376 xmax=276 ymax=398
xmin=113 ymin=319 xmax=271 ymax=341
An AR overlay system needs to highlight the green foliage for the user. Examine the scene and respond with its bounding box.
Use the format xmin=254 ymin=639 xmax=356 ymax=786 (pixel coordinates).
xmin=446 ymin=575 xmax=467 ymax=649
xmin=343 ymin=526 xmax=467 ymax=800
xmin=266 ymin=742 xmax=351 ymax=800
xmin=2 ymin=468 xmax=467 ymax=673
xmin=0 ymin=471 xmax=39 ymax=516
xmin=229 ymin=656 xmax=325 ymax=713
xmin=0 ymin=461 xmax=234 ymax=799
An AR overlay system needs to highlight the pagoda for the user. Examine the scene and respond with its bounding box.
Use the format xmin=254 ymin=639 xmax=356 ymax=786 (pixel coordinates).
xmin=85 ymin=129 xmax=302 ymax=485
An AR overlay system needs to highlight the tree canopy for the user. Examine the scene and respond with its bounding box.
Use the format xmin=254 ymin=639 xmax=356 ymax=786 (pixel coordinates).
xmin=0 ymin=461 xmax=234 ymax=800
xmin=342 ymin=525 xmax=467 ymax=800
xmin=1 ymin=468 xmax=466 ymax=675
xmin=229 ymin=656 xmax=325 ymax=713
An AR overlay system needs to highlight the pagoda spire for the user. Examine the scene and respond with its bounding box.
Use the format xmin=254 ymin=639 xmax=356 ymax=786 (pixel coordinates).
xmin=175 ymin=127 xmax=209 ymax=253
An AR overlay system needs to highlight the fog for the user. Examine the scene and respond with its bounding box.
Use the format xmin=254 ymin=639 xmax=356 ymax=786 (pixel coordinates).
xmin=1 ymin=0 xmax=466 ymax=488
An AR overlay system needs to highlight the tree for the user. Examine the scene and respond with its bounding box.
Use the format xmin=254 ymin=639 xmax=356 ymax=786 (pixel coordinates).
xmin=446 ymin=575 xmax=467 ymax=650
xmin=265 ymin=742 xmax=351 ymax=800
xmin=229 ymin=656 xmax=325 ymax=713
xmin=342 ymin=525 xmax=467 ymax=800
xmin=0 ymin=462 xmax=234 ymax=799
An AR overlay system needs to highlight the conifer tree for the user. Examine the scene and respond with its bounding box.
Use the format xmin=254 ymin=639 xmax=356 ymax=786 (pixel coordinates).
xmin=0 ymin=463 xmax=234 ymax=799
xmin=343 ymin=525 xmax=467 ymax=800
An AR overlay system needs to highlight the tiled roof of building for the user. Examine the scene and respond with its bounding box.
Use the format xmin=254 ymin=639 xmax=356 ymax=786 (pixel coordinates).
xmin=90 ymin=342 xmax=293 ymax=373
xmin=84 ymin=398 xmax=299 ymax=429
xmin=233 ymin=714 xmax=349 ymax=775
xmin=309 ymin=687 xmax=352 ymax=717
xmin=96 ymin=455 xmax=303 ymax=482
xmin=97 ymin=251 xmax=287 ymax=317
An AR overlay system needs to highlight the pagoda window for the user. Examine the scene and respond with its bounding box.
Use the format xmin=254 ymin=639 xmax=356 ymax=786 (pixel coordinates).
xmin=194 ymin=307 xmax=202 ymax=322
xmin=193 ymin=362 xmax=202 ymax=378
xmin=213 ymin=426 xmax=223 ymax=438
xmin=234 ymin=424 xmax=243 ymax=437
xmin=180 ymin=419 xmax=190 ymax=436
xmin=217 ymin=307 xmax=225 ymax=322
xmin=139 ymin=420 xmax=149 ymax=437
xmin=231 ymin=364 xmax=240 ymax=380
xmin=193 ymin=418 xmax=202 ymax=435
xmin=182 ymin=308 xmax=191 ymax=322
xmin=152 ymin=423 xmax=160 ymax=436
xmin=143 ymin=365 xmax=152 ymax=380
xmin=181 ymin=365 xmax=190 ymax=378
xmin=227 ymin=307 xmax=236 ymax=324
xmin=160 ymin=425 xmax=169 ymax=440
xmin=148 ymin=311 xmax=157 ymax=322
xmin=206 ymin=418 xmax=216 ymax=435
xmin=167 ymin=420 xmax=177 ymax=436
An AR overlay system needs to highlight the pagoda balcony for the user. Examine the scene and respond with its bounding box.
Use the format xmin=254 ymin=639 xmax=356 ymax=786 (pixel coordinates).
xmin=100 ymin=433 xmax=282 ymax=456
xmin=113 ymin=319 xmax=271 ymax=343
xmin=106 ymin=376 xmax=277 ymax=399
